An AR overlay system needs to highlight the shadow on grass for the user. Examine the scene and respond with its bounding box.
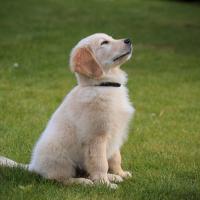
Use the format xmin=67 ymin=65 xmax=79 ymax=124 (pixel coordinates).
xmin=0 ymin=167 xmax=59 ymax=187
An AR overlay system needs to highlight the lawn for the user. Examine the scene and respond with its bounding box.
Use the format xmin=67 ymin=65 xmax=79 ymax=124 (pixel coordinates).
xmin=0 ymin=0 xmax=200 ymax=199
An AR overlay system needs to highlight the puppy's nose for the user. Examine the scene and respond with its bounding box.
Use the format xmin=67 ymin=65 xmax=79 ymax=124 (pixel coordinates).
xmin=124 ymin=38 xmax=131 ymax=45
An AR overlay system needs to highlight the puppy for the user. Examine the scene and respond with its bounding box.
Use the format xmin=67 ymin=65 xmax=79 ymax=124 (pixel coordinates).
xmin=0 ymin=33 xmax=135 ymax=189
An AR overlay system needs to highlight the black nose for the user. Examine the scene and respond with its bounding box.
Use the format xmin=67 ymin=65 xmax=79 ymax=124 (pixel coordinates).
xmin=124 ymin=38 xmax=131 ymax=44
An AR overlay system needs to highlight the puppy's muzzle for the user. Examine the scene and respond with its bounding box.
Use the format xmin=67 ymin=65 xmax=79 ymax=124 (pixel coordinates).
xmin=113 ymin=39 xmax=133 ymax=62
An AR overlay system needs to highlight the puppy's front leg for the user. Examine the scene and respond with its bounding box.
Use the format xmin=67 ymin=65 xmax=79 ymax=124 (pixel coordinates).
xmin=108 ymin=150 xmax=132 ymax=179
xmin=84 ymin=135 xmax=117 ymax=189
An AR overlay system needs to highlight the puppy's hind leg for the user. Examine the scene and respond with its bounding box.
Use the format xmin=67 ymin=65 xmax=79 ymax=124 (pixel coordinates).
xmin=44 ymin=160 xmax=93 ymax=187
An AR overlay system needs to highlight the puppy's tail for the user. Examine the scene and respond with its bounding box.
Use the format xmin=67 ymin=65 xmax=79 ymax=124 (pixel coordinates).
xmin=0 ymin=156 xmax=29 ymax=170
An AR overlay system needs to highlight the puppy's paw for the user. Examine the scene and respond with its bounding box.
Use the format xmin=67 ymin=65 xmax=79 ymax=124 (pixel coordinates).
xmin=91 ymin=173 xmax=109 ymax=184
xmin=109 ymin=183 xmax=118 ymax=189
xmin=79 ymin=178 xmax=94 ymax=185
xmin=118 ymin=171 xmax=132 ymax=179
xmin=91 ymin=173 xmax=117 ymax=189
xmin=107 ymin=173 xmax=123 ymax=183
xmin=63 ymin=178 xmax=93 ymax=186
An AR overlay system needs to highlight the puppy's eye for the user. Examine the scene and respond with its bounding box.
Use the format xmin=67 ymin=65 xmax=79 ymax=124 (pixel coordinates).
xmin=101 ymin=40 xmax=109 ymax=45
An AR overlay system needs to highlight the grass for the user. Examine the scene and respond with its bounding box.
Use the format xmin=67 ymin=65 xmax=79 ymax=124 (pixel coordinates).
xmin=0 ymin=0 xmax=200 ymax=199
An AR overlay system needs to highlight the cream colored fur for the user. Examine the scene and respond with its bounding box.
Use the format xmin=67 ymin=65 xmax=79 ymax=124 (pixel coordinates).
xmin=0 ymin=33 xmax=135 ymax=189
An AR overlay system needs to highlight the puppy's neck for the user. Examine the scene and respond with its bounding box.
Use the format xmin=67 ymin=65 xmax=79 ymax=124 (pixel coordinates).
xmin=76 ymin=67 xmax=128 ymax=87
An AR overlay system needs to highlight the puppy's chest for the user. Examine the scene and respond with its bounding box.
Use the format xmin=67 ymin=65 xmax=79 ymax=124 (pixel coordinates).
xmin=99 ymin=88 xmax=134 ymax=119
xmin=74 ymin=86 xmax=134 ymax=133
xmin=95 ymin=88 xmax=134 ymax=133
xmin=104 ymin=92 xmax=134 ymax=158
xmin=108 ymin=96 xmax=134 ymax=133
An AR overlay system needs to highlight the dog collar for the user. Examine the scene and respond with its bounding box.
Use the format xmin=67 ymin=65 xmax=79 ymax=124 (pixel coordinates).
xmin=95 ymin=82 xmax=121 ymax=87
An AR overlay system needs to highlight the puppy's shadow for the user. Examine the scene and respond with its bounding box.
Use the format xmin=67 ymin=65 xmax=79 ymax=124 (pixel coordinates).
xmin=1 ymin=166 xmax=49 ymax=186
xmin=1 ymin=166 xmax=90 ymax=187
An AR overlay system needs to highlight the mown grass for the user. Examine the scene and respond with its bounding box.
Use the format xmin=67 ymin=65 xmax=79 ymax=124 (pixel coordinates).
xmin=0 ymin=0 xmax=200 ymax=199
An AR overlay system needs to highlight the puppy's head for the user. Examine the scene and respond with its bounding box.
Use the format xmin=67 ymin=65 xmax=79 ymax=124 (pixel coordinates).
xmin=70 ymin=33 xmax=133 ymax=79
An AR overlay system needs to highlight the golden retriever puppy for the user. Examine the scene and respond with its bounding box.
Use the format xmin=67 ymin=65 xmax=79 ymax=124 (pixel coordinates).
xmin=0 ymin=33 xmax=135 ymax=189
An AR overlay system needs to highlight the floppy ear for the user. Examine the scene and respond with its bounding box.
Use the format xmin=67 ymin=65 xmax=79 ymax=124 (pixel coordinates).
xmin=72 ymin=47 xmax=103 ymax=78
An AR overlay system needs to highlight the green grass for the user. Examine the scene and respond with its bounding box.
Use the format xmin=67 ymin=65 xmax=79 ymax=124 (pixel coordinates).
xmin=0 ymin=0 xmax=200 ymax=199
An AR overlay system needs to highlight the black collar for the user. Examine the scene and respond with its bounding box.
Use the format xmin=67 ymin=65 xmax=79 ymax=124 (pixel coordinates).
xmin=95 ymin=82 xmax=121 ymax=87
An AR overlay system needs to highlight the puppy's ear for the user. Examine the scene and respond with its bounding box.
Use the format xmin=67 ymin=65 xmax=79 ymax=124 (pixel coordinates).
xmin=71 ymin=47 xmax=103 ymax=78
